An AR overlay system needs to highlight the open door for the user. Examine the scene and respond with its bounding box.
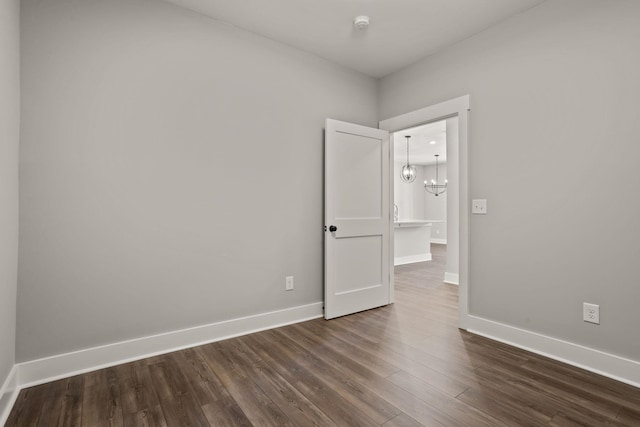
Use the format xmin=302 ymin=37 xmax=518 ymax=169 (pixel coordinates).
xmin=324 ymin=119 xmax=391 ymax=319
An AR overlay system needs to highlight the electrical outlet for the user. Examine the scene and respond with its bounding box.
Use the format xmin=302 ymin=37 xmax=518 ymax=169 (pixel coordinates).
xmin=285 ymin=276 xmax=294 ymax=291
xmin=583 ymin=303 xmax=599 ymax=324
xmin=472 ymin=199 xmax=487 ymax=214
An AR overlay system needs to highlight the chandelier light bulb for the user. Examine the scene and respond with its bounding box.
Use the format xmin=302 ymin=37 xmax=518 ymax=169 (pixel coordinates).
xmin=401 ymin=164 xmax=417 ymax=183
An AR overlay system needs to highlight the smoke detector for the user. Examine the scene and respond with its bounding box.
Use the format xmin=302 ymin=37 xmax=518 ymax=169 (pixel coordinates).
xmin=353 ymin=16 xmax=370 ymax=30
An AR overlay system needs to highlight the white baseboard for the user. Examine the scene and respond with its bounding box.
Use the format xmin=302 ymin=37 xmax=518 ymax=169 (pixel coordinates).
xmin=0 ymin=365 xmax=19 ymax=426
xmin=431 ymin=238 xmax=447 ymax=245
xmin=467 ymin=315 xmax=640 ymax=389
xmin=444 ymin=272 xmax=459 ymax=285
xmin=17 ymin=302 xmax=323 ymax=389
xmin=394 ymin=253 xmax=432 ymax=266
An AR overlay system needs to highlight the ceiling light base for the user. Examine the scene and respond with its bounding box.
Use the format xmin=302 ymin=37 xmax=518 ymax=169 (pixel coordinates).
xmin=353 ymin=16 xmax=370 ymax=30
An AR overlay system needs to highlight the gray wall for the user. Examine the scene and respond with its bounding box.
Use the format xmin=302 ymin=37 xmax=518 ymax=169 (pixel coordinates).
xmin=380 ymin=0 xmax=640 ymax=360
xmin=17 ymin=0 xmax=377 ymax=361
xmin=0 ymin=0 xmax=20 ymax=390
xmin=16 ymin=0 xmax=640 ymax=367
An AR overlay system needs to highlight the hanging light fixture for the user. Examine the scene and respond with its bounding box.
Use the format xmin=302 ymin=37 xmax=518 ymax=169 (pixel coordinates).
xmin=424 ymin=154 xmax=447 ymax=196
xmin=400 ymin=135 xmax=416 ymax=183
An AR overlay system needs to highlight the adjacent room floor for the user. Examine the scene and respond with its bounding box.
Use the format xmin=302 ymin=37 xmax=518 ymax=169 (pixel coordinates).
xmin=7 ymin=244 xmax=640 ymax=426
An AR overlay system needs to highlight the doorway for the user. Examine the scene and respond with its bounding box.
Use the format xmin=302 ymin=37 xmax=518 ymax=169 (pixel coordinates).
xmin=392 ymin=119 xmax=452 ymax=288
xmin=379 ymin=95 xmax=469 ymax=329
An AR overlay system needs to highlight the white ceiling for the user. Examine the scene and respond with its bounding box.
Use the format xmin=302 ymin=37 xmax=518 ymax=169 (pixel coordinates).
xmin=394 ymin=120 xmax=446 ymax=166
xmin=164 ymin=0 xmax=546 ymax=78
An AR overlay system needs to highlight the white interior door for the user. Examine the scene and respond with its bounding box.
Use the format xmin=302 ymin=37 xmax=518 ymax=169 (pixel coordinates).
xmin=324 ymin=119 xmax=391 ymax=319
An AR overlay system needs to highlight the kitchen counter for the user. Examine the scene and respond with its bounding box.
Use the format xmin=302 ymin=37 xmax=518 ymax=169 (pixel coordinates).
xmin=394 ymin=220 xmax=441 ymax=228
xmin=394 ymin=220 xmax=433 ymax=265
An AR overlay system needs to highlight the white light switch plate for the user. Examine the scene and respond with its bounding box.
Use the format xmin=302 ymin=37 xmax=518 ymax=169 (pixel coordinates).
xmin=472 ymin=199 xmax=487 ymax=214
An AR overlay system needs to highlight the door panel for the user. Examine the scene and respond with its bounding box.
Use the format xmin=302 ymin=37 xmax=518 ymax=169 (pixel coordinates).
xmin=324 ymin=119 xmax=391 ymax=319
xmin=334 ymin=235 xmax=383 ymax=295
xmin=333 ymin=132 xmax=383 ymax=219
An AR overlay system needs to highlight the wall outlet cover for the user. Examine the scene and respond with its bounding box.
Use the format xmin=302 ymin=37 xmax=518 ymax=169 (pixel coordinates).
xmin=285 ymin=276 xmax=294 ymax=291
xmin=583 ymin=302 xmax=600 ymax=324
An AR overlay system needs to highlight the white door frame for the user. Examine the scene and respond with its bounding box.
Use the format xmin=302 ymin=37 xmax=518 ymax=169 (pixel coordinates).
xmin=379 ymin=95 xmax=470 ymax=329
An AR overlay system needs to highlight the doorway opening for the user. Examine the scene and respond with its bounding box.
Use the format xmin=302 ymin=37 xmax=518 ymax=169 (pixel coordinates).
xmin=379 ymin=95 xmax=469 ymax=328
xmin=392 ymin=118 xmax=455 ymax=290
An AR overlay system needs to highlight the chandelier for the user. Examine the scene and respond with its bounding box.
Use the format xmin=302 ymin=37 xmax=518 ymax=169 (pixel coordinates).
xmin=400 ymin=135 xmax=416 ymax=183
xmin=424 ymin=154 xmax=447 ymax=196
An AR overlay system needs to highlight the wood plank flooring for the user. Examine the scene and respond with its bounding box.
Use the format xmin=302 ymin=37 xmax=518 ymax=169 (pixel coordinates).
xmin=7 ymin=244 xmax=640 ymax=426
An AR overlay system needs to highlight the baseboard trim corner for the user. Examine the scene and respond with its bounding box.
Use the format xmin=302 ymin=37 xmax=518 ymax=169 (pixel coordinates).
xmin=0 ymin=365 xmax=19 ymax=425
xmin=466 ymin=315 xmax=640 ymax=389
xmin=17 ymin=301 xmax=324 ymax=389
xmin=444 ymin=272 xmax=459 ymax=285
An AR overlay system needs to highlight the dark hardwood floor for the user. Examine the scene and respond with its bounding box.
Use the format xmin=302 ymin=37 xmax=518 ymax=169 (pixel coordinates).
xmin=7 ymin=244 xmax=640 ymax=426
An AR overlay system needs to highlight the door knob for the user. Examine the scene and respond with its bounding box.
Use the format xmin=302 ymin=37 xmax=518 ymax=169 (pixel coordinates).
xmin=329 ymin=225 xmax=337 ymax=232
